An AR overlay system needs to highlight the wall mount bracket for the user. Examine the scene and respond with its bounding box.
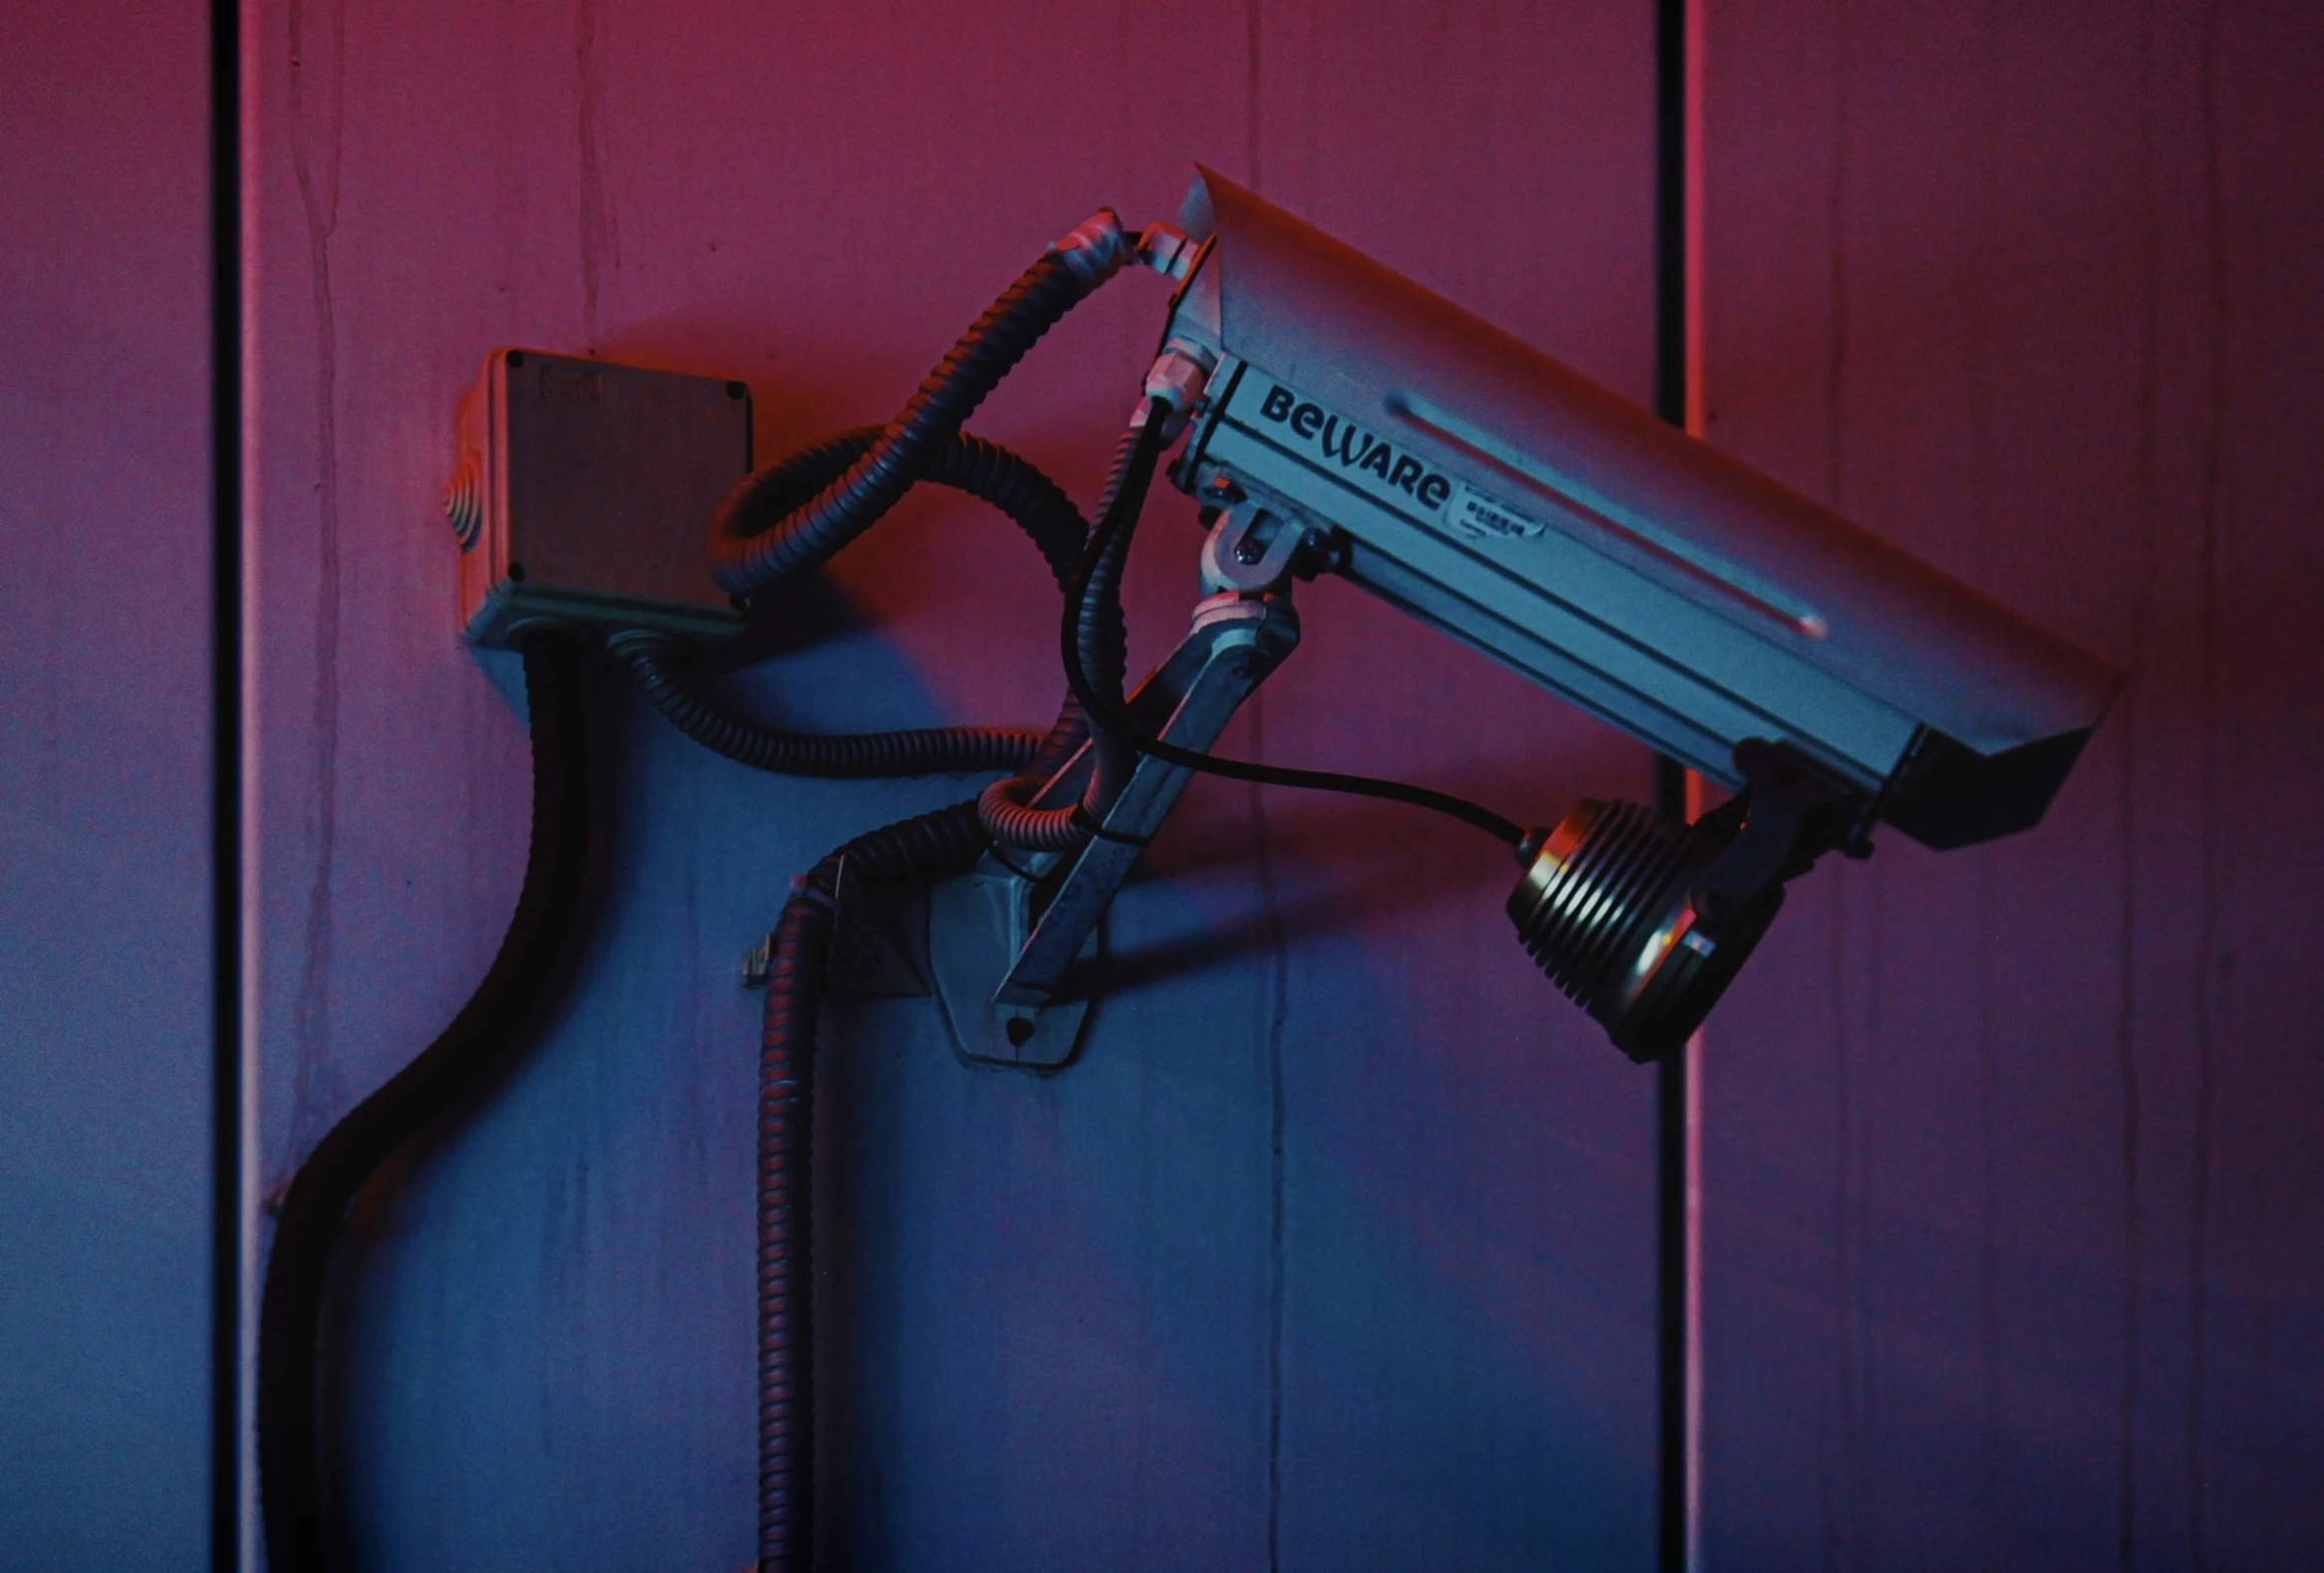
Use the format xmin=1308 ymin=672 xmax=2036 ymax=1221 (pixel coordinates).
xmin=740 ymin=855 xmax=930 ymax=998
xmin=927 ymin=558 xmax=1302 ymax=1069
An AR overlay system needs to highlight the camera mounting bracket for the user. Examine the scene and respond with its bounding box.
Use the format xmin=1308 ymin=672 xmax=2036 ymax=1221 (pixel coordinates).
xmin=927 ymin=544 xmax=1302 ymax=1068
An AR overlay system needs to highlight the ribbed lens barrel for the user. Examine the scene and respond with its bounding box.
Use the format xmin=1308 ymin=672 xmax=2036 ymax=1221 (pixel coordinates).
xmin=1507 ymin=799 xmax=1784 ymax=1063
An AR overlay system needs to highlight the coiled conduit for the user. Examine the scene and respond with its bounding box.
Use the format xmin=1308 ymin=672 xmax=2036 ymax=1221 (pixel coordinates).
xmin=706 ymin=213 xmax=1131 ymax=599
xmin=974 ymin=415 xmax=1147 ymax=850
xmin=711 ymin=208 xmax=1522 ymax=1571
xmin=709 ymin=211 xmax=1147 ymax=1571
xmin=613 ymin=425 xmax=1100 ymax=780
xmin=639 ymin=207 xmax=1143 ymax=806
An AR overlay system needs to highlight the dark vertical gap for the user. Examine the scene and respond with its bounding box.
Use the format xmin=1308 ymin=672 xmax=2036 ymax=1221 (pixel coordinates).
xmin=209 ymin=0 xmax=245 ymax=1562
xmin=1652 ymin=1 xmax=1690 ymax=1570
xmin=1653 ymin=0 xmax=1687 ymax=428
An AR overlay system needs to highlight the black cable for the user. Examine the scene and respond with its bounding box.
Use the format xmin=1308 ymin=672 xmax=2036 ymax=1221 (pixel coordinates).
xmin=714 ymin=424 xmax=1092 ymax=596
xmin=975 ymin=770 xmax=1090 ymax=850
xmin=635 ymin=424 xmax=1101 ymax=781
xmin=676 ymin=216 xmax=1142 ymax=804
xmin=979 ymin=416 xmax=1149 ymax=850
xmin=1060 ymin=399 xmax=1530 ymax=851
xmin=707 ymin=214 xmax=1134 ymax=600
xmin=612 ymin=630 xmax=1043 ymax=778
xmin=256 ymin=629 xmax=593 ymax=1572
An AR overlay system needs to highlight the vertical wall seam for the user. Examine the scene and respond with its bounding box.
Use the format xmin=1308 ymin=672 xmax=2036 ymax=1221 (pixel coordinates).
xmin=1653 ymin=1 xmax=1704 ymax=1560
xmin=1822 ymin=9 xmax=1861 ymax=1565
xmin=1678 ymin=10 xmax=1705 ymax=1565
xmin=1245 ymin=0 xmax=1263 ymax=194
xmin=236 ymin=4 xmax=266 ymax=1559
xmin=576 ymin=0 xmax=616 ymax=345
xmin=1247 ymin=691 xmax=1289 ymax=1573
xmin=284 ymin=0 xmax=345 ymax=1173
xmin=1859 ymin=862 xmax=1883 ymax=1551
xmin=1254 ymin=731 xmax=1288 ymax=1573
xmin=2119 ymin=2 xmax=2163 ymax=1565
xmin=1826 ymin=882 xmax=1854 ymax=1573
xmin=1969 ymin=20 xmax=2006 ymax=1562
xmin=1244 ymin=18 xmax=1282 ymax=1567
xmin=2189 ymin=1 xmax=2230 ymax=1564
xmin=211 ymin=0 xmax=247 ymax=1563
xmin=1977 ymin=852 xmax=2003 ymax=1571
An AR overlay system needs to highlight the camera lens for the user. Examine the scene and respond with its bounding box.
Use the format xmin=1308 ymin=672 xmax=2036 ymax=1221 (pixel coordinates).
xmin=1507 ymin=799 xmax=1784 ymax=1063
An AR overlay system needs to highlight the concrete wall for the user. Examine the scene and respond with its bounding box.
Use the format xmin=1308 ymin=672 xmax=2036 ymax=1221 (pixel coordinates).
xmin=0 ymin=0 xmax=216 ymax=1562
xmin=8 ymin=1 xmax=2319 ymax=1567
xmin=1698 ymin=1 xmax=2324 ymax=1565
xmin=242 ymin=2 xmax=1661 ymax=1567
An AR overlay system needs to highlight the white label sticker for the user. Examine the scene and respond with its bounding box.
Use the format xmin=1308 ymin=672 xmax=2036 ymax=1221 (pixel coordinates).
xmin=1442 ymin=483 xmax=1545 ymax=542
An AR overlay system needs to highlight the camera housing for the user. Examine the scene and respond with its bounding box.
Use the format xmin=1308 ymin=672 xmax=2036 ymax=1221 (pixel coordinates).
xmin=1161 ymin=169 xmax=2122 ymax=853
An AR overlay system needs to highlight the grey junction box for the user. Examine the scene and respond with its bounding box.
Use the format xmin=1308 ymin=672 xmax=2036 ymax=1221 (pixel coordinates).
xmin=446 ymin=348 xmax=752 ymax=648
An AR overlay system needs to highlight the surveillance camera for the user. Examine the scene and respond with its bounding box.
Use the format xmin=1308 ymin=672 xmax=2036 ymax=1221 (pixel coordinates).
xmin=1148 ymin=169 xmax=2122 ymax=1057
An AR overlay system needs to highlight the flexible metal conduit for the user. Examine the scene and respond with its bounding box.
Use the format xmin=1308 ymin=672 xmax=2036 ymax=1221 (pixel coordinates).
xmin=753 ymin=799 xmax=988 ymax=1572
xmin=705 ymin=213 xmax=1133 ymax=600
xmin=618 ymin=426 xmax=1097 ymax=781
xmin=710 ymin=212 xmax=1144 ymax=1570
xmin=977 ymin=414 xmax=1148 ymax=850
